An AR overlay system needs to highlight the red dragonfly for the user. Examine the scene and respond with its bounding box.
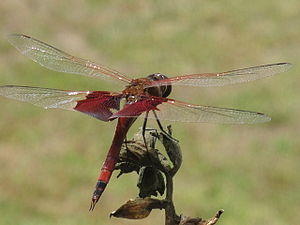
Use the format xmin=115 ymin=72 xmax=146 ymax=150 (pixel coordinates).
xmin=0 ymin=34 xmax=291 ymax=210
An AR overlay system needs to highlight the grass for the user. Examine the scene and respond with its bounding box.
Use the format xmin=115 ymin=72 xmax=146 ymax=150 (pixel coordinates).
xmin=0 ymin=0 xmax=299 ymax=224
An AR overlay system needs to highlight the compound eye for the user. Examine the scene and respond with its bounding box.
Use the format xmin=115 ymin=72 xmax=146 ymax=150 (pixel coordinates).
xmin=162 ymin=85 xmax=172 ymax=98
xmin=158 ymin=74 xmax=168 ymax=80
xmin=147 ymin=73 xmax=168 ymax=81
xmin=146 ymin=73 xmax=172 ymax=98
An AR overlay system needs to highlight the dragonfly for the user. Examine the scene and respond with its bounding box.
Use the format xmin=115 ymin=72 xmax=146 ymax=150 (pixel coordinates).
xmin=0 ymin=34 xmax=291 ymax=210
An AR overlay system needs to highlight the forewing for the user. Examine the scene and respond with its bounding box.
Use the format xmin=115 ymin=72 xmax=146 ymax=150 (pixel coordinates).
xmin=145 ymin=63 xmax=292 ymax=88
xmin=0 ymin=85 xmax=122 ymax=121
xmin=7 ymin=34 xmax=132 ymax=83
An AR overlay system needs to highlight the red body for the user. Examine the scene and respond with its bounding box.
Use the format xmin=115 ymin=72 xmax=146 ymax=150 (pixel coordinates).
xmin=101 ymin=118 xmax=137 ymax=181
xmin=90 ymin=117 xmax=137 ymax=208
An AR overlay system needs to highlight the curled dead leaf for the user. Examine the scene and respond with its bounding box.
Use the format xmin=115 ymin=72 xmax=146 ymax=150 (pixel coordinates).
xmin=110 ymin=198 xmax=167 ymax=219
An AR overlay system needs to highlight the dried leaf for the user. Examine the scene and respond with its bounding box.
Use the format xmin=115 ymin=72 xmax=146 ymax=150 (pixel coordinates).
xmin=110 ymin=198 xmax=166 ymax=219
xmin=179 ymin=210 xmax=224 ymax=225
xmin=115 ymin=162 xmax=140 ymax=178
xmin=137 ymin=167 xmax=165 ymax=198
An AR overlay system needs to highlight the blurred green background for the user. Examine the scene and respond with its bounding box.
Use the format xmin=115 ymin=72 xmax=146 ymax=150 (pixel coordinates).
xmin=0 ymin=0 xmax=299 ymax=224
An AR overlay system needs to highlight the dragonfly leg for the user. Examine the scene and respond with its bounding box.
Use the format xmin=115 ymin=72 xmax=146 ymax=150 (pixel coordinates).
xmin=124 ymin=136 xmax=129 ymax=150
xmin=152 ymin=110 xmax=169 ymax=135
xmin=141 ymin=112 xmax=160 ymax=149
xmin=152 ymin=110 xmax=178 ymax=142
xmin=142 ymin=111 xmax=149 ymax=151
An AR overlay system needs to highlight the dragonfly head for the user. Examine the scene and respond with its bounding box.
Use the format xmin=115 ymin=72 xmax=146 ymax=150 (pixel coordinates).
xmin=146 ymin=73 xmax=172 ymax=98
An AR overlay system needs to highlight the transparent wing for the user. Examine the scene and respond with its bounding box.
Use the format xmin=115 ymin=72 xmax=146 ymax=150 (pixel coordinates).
xmin=0 ymin=85 xmax=123 ymax=121
xmin=0 ymin=85 xmax=91 ymax=110
xmin=145 ymin=63 xmax=292 ymax=88
xmin=7 ymin=34 xmax=132 ymax=83
xmin=111 ymin=96 xmax=271 ymax=124
xmin=151 ymin=98 xmax=270 ymax=124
